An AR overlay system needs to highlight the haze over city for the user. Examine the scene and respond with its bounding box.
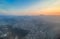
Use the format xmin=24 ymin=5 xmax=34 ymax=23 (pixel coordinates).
xmin=0 ymin=0 xmax=60 ymax=39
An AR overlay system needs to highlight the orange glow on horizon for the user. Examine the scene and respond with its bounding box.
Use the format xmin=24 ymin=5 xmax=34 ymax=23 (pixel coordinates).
xmin=38 ymin=6 xmax=60 ymax=15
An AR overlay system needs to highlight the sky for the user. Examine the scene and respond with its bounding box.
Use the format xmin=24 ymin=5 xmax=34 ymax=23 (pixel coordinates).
xmin=0 ymin=0 xmax=60 ymax=15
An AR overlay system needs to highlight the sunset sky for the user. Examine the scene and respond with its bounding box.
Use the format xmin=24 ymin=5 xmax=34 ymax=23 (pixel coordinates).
xmin=0 ymin=0 xmax=60 ymax=15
